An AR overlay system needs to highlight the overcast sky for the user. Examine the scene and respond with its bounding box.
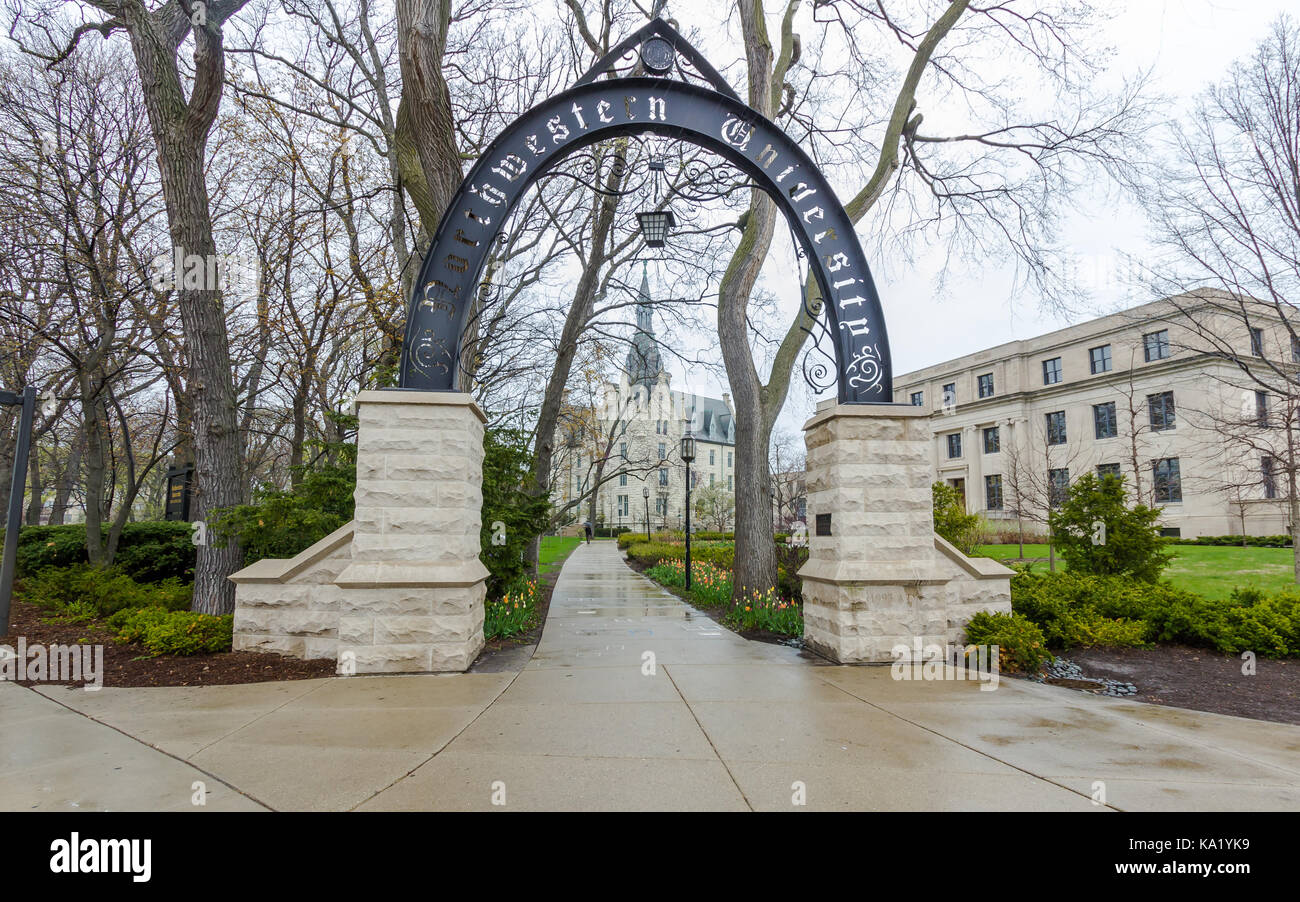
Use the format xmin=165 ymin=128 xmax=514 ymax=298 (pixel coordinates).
xmin=653 ymin=0 xmax=1295 ymax=439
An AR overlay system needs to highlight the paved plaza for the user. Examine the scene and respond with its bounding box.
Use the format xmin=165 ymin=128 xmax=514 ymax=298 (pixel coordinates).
xmin=4 ymin=541 xmax=1299 ymax=811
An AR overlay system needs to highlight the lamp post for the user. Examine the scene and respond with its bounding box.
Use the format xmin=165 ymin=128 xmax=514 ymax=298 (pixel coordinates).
xmin=680 ymin=430 xmax=696 ymax=589
xmin=642 ymin=484 xmax=651 ymax=541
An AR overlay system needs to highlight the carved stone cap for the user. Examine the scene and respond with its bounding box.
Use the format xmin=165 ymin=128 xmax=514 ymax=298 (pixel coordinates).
xmin=354 ymin=389 xmax=487 ymax=424
xmin=803 ymin=401 xmax=929 ymax=432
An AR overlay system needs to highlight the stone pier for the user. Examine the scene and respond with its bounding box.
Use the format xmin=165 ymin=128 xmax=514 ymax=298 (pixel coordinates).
xmin=798 ymin=401 xmax=1012 ymax=663
xmin=231 ymin=391 xmax=488 ymax=673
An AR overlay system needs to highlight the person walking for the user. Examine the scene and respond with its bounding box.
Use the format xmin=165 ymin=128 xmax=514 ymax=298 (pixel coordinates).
xmin=583 ymin=520 xmax=593 ymax=544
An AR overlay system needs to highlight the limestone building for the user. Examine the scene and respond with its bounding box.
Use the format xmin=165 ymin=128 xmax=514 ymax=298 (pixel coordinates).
xmin=552 ymin=268 xmax=737 ymax=532
xmin=894 ymin=291 xmax=1298 ymax=538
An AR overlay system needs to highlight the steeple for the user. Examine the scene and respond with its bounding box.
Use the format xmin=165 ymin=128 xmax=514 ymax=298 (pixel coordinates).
xmin=626 ymin=262 xmax=665 ymax=390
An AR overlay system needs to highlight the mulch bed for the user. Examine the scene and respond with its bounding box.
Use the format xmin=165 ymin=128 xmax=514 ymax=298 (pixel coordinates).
xmin=0 ymin=598 xmax=334 ymax=689
xmin=1043 ymin=645 xmax=1300 ymax=726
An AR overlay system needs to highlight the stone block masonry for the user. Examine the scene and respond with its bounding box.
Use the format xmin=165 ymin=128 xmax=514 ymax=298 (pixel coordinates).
xmin=798 ymin=402 xmax=1013 ymax=664
xmin=231 ymin=391 xmax=488 ymax=674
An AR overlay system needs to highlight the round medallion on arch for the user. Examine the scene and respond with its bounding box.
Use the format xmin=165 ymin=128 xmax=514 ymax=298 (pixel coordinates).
xmin=639 ymin=36 xmax=675 ymax=75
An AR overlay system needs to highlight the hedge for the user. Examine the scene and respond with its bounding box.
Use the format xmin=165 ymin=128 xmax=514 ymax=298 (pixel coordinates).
xmin=2 ymin=522 xmax=195 ymax=583
xmin=1169 ymin=534 xmax=1293 ymax=548
xmin=623 ymin=540 xmax=736 ymax=570
xmin=1010 ymin=570 xmax=1300 ymax=657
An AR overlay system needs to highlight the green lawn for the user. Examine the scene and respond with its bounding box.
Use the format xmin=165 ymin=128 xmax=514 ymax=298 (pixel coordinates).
xmin=976 ymin=543 xmax=1298 ymax=599
xmin=539 ymin=535 xmax=582 ymax=575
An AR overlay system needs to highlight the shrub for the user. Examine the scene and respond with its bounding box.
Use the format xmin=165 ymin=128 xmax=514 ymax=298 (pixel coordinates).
xmin=963 ymin=611 xmax=1053 ymax=673
xmin=774 ymin=541 xmax=808 ymax=603
xmin=108 ymin=607 xmax=233 ymax=656
xmin=1010 ymin=571 xmax=1300 ymax=657
xmin=624 ymin=540 xmax=735 ymax=570
xmin=1171 ymin=534 xmax=1293 ymax=547
xmin=478 ymin=429 xmax=550 ymax=598
xmin=1047 ymin=472 xmax=1172 ymax=581
xmin=210 ymin=426 xmax=358 ymax=567
xmin=5 ymin=522 xmax=196 ymax=583
xmin=18 ymin=565 xmax=191 ymax=617
xmin=986 ymin=528 xmax=1051 ymax=546
xmin=618 ymin=531 xmax=676 ymax=550
xmin=932 ymin=482 xmax=986 ymax=555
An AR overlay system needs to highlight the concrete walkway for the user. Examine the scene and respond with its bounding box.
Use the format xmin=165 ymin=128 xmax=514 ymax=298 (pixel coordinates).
xmin=5 ymin=540 xmax=1300 ymax=811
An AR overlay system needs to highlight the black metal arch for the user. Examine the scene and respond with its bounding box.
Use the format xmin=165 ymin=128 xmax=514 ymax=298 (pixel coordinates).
xmin=400 ymin=32 xmax=892 ymax=403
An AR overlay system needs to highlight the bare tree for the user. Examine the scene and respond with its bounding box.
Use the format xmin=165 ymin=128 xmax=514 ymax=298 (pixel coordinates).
xmin=1136 ymin=15 xmax=1300 ymax=580
xmin=1001 ymin=412 xmax=1083 ymax=568
xmin=9 ymin=1 xmax=256 ymax=613
xmin=716 ymin=0 xmax=1149 ymax=604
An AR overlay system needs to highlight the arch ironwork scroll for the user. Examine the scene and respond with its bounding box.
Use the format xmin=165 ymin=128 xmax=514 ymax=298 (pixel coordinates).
xmin=400 ymin=18 xmax=892 ymax=404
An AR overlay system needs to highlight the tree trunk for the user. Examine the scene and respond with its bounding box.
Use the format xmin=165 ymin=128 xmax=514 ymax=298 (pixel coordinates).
xmin=119 ymin=7 xmax=249 ymax=614
xmin=80 ymin=377 xmax=108 ymax=567
xmin=24 ymin=449 xmax=41 ymax=525
xmin=717 ymin=195 xmax=780 ymax=602
xmin=1290 ymin=471 xmax=1300 ymax=585
xmin=49 ymin=435 xmax=82 ymax=526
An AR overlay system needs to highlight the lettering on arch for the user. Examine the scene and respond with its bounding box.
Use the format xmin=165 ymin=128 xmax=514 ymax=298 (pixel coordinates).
xmin=400 ymin=77 xmax=892 ymax=404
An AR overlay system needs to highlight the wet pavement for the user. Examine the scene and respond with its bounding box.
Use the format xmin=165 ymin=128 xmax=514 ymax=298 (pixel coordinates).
xmin=5 ymin=539 xmax=1300 ymax=811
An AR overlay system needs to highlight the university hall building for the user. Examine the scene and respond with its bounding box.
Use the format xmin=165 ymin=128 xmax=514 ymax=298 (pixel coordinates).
xmin=550 ymin=268 xmax=737 ymax=532
xmin=894 ymin=291 xmax=1297 ymax=538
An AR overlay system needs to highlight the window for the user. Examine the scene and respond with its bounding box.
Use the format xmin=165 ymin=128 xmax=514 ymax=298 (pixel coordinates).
xmin=618 ymin=495 xmax=629 ymax=517
xmin=978 ymin=373 xmax=994 ymax=398
xmin=1096 ymin=463 xmax=1121 ymax=480
xmin=1152 ymin=457 xmax=1182 ymax=503
xmin=655 ymin=496 xmax=667 ymax=516
xmin=1292 ymin=335 xmax=1300 ymax=363
xmin=1046 ymin=410 xmax=1067 ymax=445
xmin=1048 ymin=468 xmax=1070 ymax=507
xmin=1251 ymin=326 xmax=1264 ymax=356
xmin=1093 ymin=401 xmax=1118 ymax=439
xmin=983 ymin=426 xmax=1000 ymax=454
xmin=620 ymin=442 xmax=627 ymax=459
xmin=658 ymin=468 xmax=668 ymax=487
xmin=709 ymin=450 xmax=715 ymax=466
xmin=1143 ymin=329 xmax=1170 ymax=361
xmin=942 ymin=383 xmax=956 ymax=408
xmin=710 ymin=474 xmax=715 ymax=486
xmin=1256 ymin=390 xmax=1270 ymax=427
xmin=728 ymin=476 xmax=733 ymax=491
xmin=1089 ymin=345 xmax=1112 ymax=374
xmin=1263 ymin=456 xmax=1277 ymax=499
xmin=658 ymin=442 xmax=666 ymax=460
xmin=1148 ymin=391 xmax=1176 ymax=431
xmin=985 ymin=475 xmax=1003 ymax=511
xmin=727 ymin=452 xmax=732 ymax=468
xmin=1042 ymin=357 xmax=1062 ymax=385
xmin=946 ymin=432 xmax=962 ymax=459
xmin=910 ymin=391 xmax=924 ymax=407
xmin=619 ymin=473 xmax=627 ymax=487
xmin=1159 ymin=527 xmax=1182 ymax=538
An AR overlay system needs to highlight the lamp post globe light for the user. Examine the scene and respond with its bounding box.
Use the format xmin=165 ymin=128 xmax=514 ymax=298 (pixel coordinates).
xmin=642 ymin=484 xmax=651 ymax=541
xmin=679 ymin=430 xmax=696 ymax=589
